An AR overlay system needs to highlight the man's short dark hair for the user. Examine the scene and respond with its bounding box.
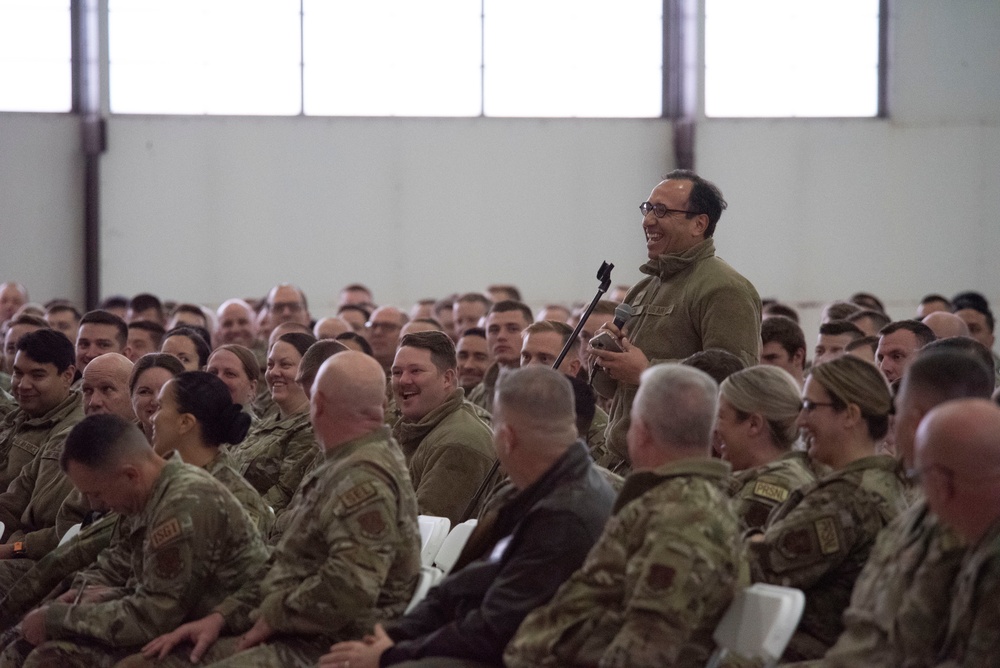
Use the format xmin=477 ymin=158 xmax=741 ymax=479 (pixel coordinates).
xmin=460 ymin=327 xmax=486 ymax=340
xmin=847 ymin=309 xmax=891 ymax=333
xmin=819 ymin=320 xmax=865 ymax=340
xmin=80 ymin=310 xmax=128 ymax=348
xmin=850 ymin=292 xmax=886 ymax=314
xmin=8 ymin=313 xmax=49 ymax=329
xmin=879 ymin=320 xmax=937 ymax=347
xmin=61 ymin=414 xmax=146 ymax=471
xmin=170 ymin=303 xmax=208 ymax=324
xmin=682 ymin=349 xmax=746 ymax=385
xmin=488 ymin=300 xmax=533 ymax=325
xmin=399 ymin=331 xmax=457 ymax=373
xmin=824 ymin=300 xmax=863 ymax=322
xmin=129 ymin=320 xmax=166 ymax=349
xmin=663 ymin=169 xmax=727 ymax=238
xmin=45 ymin=303 xmax=81 ymax=321
xmin=846 ymin=336 xmax=879 ymax=355
xmin=456 ymin=292 xmax=492 ymax=309
xmin=16 ymin=329 xmax=76 ymax=373
xmin=337 ymin=303 xmax=371 ymax=322
xmin=920 ymin=293 xmax=951 ymax=309
xmin=335 ymin=331 xmax=374 ymax=356
xmin=761 ymin=316 xmax=805 ymax=359
xmin=904 ymin=350 xmax=994 ymax=403
xmin=433 ymin=296 xmax=455 ymax=318
xmin=951 ymin=298 xmax=995 ymax=334
xmin=762 ymin=302 xmax=800 ymax=323
xmin=129 ymin=293 xmax=164 ymax=318
xmin=487 ymin=284 xmax=522 ymax=302
xmin=99 ymin=295 xmax=128 ymax=312
xmin=921 ymin=337 xmax=996 ymax=378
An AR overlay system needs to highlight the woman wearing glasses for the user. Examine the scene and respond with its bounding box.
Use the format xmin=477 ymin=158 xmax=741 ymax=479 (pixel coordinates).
xmin=745 ymin=354 xmax=909 ymax=661
xmin=715 ymin=365 xmax=816 ymax=531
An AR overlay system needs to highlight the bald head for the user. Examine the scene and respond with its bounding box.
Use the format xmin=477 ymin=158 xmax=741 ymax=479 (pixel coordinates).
xmin=916 ymin=399 xmax=1000 ymax=542
xmin=82 ymin=353 xmax=136 ymax=419
xmin=310 ymin=351 xmax=386 ymax=450
xmin=313 ymin=316 xmax=351 ymax=341
xmin=922 ymin=312 xmax=970 ymax=340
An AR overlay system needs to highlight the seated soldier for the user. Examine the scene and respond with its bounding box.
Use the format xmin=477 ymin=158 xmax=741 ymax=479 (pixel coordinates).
xmin=391 ymin=331 xmax=494 ymax=524
xmin=915 ymin=399 xmax=1000 ymax=664
xmin=760 ymin=315 xmax=806 ymax=386
xmin=231 ymin=332 xmax=317 ymax=516
xmin=0 ymin=414 xmax=269 ymax=667
xmin=746 ymin=355 xmax=908 ymax=660
xmin=0 ymin=330 xmax=85 ymax=554
xmin=0 ymin=353 xmax=134 ymax=591
xmin=876 ymin=319 xmax=937 ymax=384
xmin=505 ymin=364 xmax=747 ymax=667
xmin=455 ymin=327 xmax=491 ymax=393
xmin=814 ymin=320 xmax=865 ymax=366
xmin=520 ymin=320 xmax=609 ymax=458
xmin=467 ymin=300 xmax=532 ymax=412
xmin=816 ymin=349 xmax=993 ymax=667
xmin=126 ymin=352 xmax=420 ymax=668
xmin=75 ymin=310 xmax=129 ymax=374
xmin=323 ymin=366 xmax=616 ymax=667
xmin=715 ymin=365 xmax=815 ymax=531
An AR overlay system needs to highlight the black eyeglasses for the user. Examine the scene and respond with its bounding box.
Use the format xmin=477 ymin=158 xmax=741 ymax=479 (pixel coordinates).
xmin=639 ymin=201 xmax=700 ymax=219
xmin=801 ymin=399 xmax=837 ymax=412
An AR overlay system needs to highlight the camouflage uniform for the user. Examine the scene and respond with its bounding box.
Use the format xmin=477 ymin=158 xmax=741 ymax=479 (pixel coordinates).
xmin=592 ymin=238 xmax=762 ymax=475
xmin=0 ymin=448 xmax=275 ymax=631
xmin=0 ymin=459 xmax=268 ymax=668
xmin=466 ymin=362 xmax=501 ymax=413
xmin=0 ymin=391 xmax=83 ymax=492
xmin=119 ymin=426 xmax=421 ymax=668
xmin=0 ymin=393 xmax=86 ymax=558
xmin=505 ymin=458 xmax=748 ymax=668
xmin=230 ymin=410 xmax=316 ymax=514
xmin=747 ymin=455 xmax=908 ymax=660
xmin=728 ymin=450 xmax=816 ymax=531
xmin=0 ymin=387 xmax=14 ymax=420
xmin=0 ymin=514 xmax=118 ymax=631
xmin=933 ymin=517 xmax=1000 ymax=666
xmin=393 ymin=389 xmax=495 ymax=525
xmin=819 ymin=495 xmax=966 ymax=667
xmin=587 ymin=405 xmax=610 ymax=461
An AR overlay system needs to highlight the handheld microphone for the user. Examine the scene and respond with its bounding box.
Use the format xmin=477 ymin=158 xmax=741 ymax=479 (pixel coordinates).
xmin=612 ymin=303 xmax=634 ymax=330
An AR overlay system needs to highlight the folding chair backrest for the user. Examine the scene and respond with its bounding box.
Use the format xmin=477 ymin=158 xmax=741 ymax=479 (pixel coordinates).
xmin=706 ymin=583 xmax=805 ymax=668
xmin=417 ymin=515 xmax=451 ymax=567
xmin=433 ymin=519 xmax=478 ymax=576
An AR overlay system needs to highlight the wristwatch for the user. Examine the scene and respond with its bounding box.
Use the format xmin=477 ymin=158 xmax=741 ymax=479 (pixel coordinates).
xmin=11 ymin=541 xmax=26 ymax=557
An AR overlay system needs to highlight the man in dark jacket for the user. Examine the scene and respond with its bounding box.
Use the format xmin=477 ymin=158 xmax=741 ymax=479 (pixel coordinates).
xmin=320 ymin=366 xmax=617 ymax=668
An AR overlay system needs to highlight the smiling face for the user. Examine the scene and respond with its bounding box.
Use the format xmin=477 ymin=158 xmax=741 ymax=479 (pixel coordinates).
xmin=207 ymin=348 xmax=257 ymax=406
xmin=796 ymin=376 xmax=844 ymax=467
xmin=151 ymin=379 xmax=187 ymax=456
xmin=11 ymin=351 xmax=74 ymax=418
xmin=391 ymin=345 xmax=455 ymax=422
xmin=266 ymin=340 xmax=308 ymax=413
xmin=162 ymin=335 xmax=201 ymax=372
xmin=131 ymin=366 xmax=175 ymax=436
xmin=641 ymin=179 xmax=706 ymax=260
xmin=714 ymin=396 xmax=753 ymax=469
xmin=456 ymin=334 xmax=490 ymax=390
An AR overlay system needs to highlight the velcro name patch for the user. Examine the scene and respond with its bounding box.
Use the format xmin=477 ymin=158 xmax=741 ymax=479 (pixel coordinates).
xmin=150 ymin=518 xmax=182 ymax=549
xmin=341 ymin=482 xmax=377 ymax=510
xmin=753 ymin=481 xmax=789 ymax=503
xmin=815 ymin=517 xmax=841 ymax=555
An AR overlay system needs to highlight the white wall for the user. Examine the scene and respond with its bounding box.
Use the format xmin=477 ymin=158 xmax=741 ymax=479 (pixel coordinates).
xmin=0 ymin=114 xmax=84 ymax=307
xmin=1 ymin=0 xmax=998 ymax=331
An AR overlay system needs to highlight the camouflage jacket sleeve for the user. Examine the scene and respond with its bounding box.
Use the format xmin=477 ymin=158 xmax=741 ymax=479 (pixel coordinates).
xmin=0 ymin=437 xmax=79 ymax=555
xmin=256 ymin=465 xmax=404 ymax=636
xmin=747 ymin=479 xmax=880 ymax=589
xmin=246 ymin=425 xmax=317 ymax=514
xmin=0 ymin=515 xmax=116 ymax=630
xmin=44 ymin=497 xmax=233 ymax=647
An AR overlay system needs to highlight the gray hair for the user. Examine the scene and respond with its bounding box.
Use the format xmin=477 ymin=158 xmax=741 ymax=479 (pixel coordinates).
xmin=635 ymin=363 xmax=719 ymax=450
xmin=495 ymin=366 xmax=575 ymax=435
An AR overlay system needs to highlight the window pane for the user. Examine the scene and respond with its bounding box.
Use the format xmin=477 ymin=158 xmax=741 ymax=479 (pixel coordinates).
xmin=303 ymin=0 xmax=481 ymax=117
xmin=483 ymin=0 xmax=662 ymax=118
xmin=109 ymin=0 xmax=301 ymax=115
xmin=705 ymin=0 xmax=880 ymax=118
xmin=0 ymin=0 xmax=71 ymax=112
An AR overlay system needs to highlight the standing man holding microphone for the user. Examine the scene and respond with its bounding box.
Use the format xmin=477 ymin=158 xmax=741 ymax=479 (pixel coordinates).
xmin=590 ymin=170 xmax=761 ymax=475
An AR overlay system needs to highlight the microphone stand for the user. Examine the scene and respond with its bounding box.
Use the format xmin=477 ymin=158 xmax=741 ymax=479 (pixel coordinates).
xmin=459 ymin=261 xmax=614 ymax=522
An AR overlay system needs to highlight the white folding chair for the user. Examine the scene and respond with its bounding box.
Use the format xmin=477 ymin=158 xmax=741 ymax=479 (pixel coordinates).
xmin=705 ymin=583 xmax=805 ymax=668
xmin=405 ymin=565 xmax=442 ymax=614
xmin=0 ymin=521 xmax=5 ymax=540
xmin=58 ymin=522 xmax=83 ymax=547
xmin=417 ymin=515 xmax=451 ymax=567
xmin=432 ymin=519 xmax=478 ymax=576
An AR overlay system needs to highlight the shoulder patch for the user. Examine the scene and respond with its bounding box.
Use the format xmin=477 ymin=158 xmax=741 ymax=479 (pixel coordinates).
xmin=778 ymin=527 xmax=814 ymax=557
xmin=150 ymin=518 xmax=182 ymax=549
xmin=153 ymin=546 xmax=185 ymax=580
xmin=340 ymin=481 xmax=377 ymax=510
xmin=753 ymin=481 xmax=789 ymax=503
xmin=815 ymin=517 xmax=841 ymax=555
xmin=356 ymin=509 xmax=388 ymax=539
xmin=645 ymin=305 xmax=674 ymax=316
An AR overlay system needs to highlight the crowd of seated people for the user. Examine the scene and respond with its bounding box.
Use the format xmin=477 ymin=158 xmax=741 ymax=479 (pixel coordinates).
xmin=0 ymin=274 xmax=998 ymax=667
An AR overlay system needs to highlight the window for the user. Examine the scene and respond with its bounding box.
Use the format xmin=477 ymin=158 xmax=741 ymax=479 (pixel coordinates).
xmin=0 ymin=0 xmax=72 ymax=112
xmin=108 ymin=0 xmax=301 ymax=115
xmin=704 ymin=0 xmax=881 ymax=118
